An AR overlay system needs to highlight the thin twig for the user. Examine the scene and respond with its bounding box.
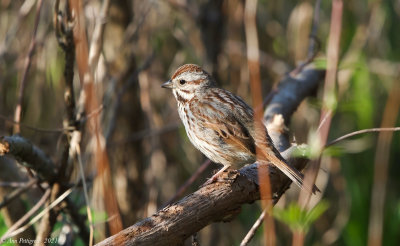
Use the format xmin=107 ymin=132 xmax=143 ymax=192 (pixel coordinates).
xmin=0 ymin=188 xmax=51 ymax=242
xmin=307 ymin=0 xmax=322 ymax=60
xmin=1 ymin=187 xmax=75 ymax=241
xmin=299 ymin=0 xmax=343 ymax=209
xmin=13 ymin=0 xmax=44 ymax=134
xmin=0 ymin=181 xmax=35 ymax=188
xmin=75 ymin=144 xmax=94 ymax=246
xmin=316 ymin=110 xmax=332 ymax=133
xmin=88 ymin=0 xmax=111 ymax=70
xmin=35 ymin=183 xmax=62 ymax=244
xmin=0 ymin=114 xmax=74 ymax=133
xmin=83 ymin=104 xmax=104 ymax=122
xmin=326 ymin=127 xmax=400 ymax=147
xmin=0 ymin=179 xmax=37 ymax=209
xmin=240 ymin=209 xmax=267 ymax=246
xmin=368 ymin=83 xmax=400 ymax=246
xmin=10 ymin=0 xmax=46 ymax=186
xmin=290 ymin=0 xmax=322 ymax=76
xmin=0 ymin=106 xmax=103 ymax=134
xmin=244 ymin=0 xmax=275 ymax=245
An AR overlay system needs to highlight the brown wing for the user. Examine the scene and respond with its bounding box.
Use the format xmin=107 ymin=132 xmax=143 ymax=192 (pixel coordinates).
xmin=203 ymin=117 xmax=256 ymax=156
xmin=196 ymin=88 xmax=319 ymax=193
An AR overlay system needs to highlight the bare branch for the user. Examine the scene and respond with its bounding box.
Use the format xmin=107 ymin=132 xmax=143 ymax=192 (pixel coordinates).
xmin=0 ymin=189 xmax=51 ymax=243
xmin=75 ymin=143 xmax=94 ymax=246
xmin=240 ymin=209 xmax=267 ymax=246
xmin=264 ymin=67 xmax=325 ymax=125
xmin=2 ymin=187 xmax=74 ymax=241
xmin=0 ymin=182 xmax=34 ymax=188
xmin=326 ymin=127 xmax=400 ymax=147
xmin=13 ymin=0 xmax=44 ymax=134
xmin=94 ymin=165 xmax=266 ymax=246
xmin=0 ymin=179 xmax=36 ymax=209
xmin=35 ymin=184 xmax=63 ymax=245
xmin=88 ymin=0 xmax=111 ymax=70
xmin=368 ymin=81 xmax=400 ymax=246
xmin=0 ymin=136 xmax=57 ymax=181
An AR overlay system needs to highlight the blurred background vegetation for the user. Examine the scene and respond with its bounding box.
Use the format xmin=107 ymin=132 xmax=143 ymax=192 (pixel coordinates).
xmin=0 ymin=0 xmax=399 ymax=245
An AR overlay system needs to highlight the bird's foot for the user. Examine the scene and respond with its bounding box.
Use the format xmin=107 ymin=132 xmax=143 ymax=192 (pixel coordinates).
xmin=201 ymin=166 xmax=236 ymax=187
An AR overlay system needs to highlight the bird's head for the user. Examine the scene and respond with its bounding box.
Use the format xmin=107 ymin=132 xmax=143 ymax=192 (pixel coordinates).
xmin=162 ymin=64 xmax=215 ymax=102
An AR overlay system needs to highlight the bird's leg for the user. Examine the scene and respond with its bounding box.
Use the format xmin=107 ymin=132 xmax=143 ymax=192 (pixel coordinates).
xmin=203 ymin=165 xmax=230 ymax=186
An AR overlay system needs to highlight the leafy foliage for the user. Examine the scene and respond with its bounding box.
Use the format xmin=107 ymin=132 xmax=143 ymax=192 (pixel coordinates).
xmin=273 ymin=201 xmax=329 ymax=233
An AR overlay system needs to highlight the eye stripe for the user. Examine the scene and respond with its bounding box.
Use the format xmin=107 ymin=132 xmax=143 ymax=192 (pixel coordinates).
xmin=191 ymin=79 xmax=204 ymax=85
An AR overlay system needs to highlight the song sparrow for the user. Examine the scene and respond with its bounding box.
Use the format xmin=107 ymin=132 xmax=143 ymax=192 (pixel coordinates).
xmin=162 ymin=64 xmax=316 ymax=193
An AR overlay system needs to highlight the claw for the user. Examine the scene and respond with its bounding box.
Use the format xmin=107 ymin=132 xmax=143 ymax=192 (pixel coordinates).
xmin=201 ymin=165 xmax=231 ymax=187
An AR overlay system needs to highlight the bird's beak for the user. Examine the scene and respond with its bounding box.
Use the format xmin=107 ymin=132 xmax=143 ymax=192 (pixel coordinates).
xmin=161 ymin=80 xmax=174 ymax=89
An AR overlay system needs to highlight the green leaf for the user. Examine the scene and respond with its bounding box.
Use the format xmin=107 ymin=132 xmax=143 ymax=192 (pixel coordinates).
xmin=273 ymin=201 xmax=329 ymax=233
xmin=291 ymin=144 xmax=312 ymax=159
xmin=322 ymin=145 xmax=344 ymax=157
xmin=304 ymin=200 xmax=330 ymax=227
xmin=312 ymin=58 xmax=327 ymax=70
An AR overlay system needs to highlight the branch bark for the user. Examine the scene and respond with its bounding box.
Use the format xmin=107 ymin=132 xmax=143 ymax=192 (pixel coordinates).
xmin=96 ymin=66 xmax=325 ymax=246
xmin=0 ymin=136 xmax=57 ymax=182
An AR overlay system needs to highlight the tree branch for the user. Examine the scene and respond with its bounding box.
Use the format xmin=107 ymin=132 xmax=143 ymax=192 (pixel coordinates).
xmin=265 ymin=68 xmax=325 ymax=125
xmin=0 ymin=136 xmax=57 ymax=182
xmin=96 ymin=66 xmax=325 ymax=246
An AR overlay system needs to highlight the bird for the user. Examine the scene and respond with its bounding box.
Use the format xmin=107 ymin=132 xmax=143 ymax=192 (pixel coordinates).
xmin=162 ymin=64 xmax=317 ymax=193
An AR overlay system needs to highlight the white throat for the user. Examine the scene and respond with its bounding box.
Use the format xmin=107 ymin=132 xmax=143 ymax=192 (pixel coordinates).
xmin=173 ymin=89 xmax=194 ymax=102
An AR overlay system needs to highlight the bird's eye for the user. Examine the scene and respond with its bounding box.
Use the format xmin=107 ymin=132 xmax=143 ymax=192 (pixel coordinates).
xmin=179 ymin=79 xmax=186 ymax=85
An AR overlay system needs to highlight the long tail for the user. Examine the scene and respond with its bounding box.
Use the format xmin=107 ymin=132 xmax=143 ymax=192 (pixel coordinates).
xmin=259 ymin=148 xmax=319 ymax=194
